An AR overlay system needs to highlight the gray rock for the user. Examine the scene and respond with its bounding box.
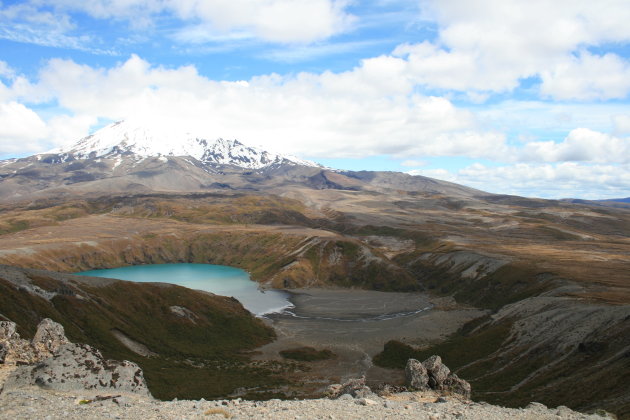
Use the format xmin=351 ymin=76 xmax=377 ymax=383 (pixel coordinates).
xmin=405 ymin=359 xmax=429 ymax=390
xmin=326 ymin=383 xmax=343 ymax=398
xmin=355 ymin=398 xmax=378 ymax=406
xmin=327 ymin=377 xmax=373 ymax=399
xmin=6 ymin=342 xmax=150 ymax=396
xmin=0 ymin=321 xmax=18 ymax=341
xmin=0 ymin=321 xmax=36 ymax=365
xmin=352 ymin=387 xmax=376 ymax=399
xmin=32 ymin=318 xmax=69 ymax=357
xmin=422 ymin=355 xmax=451 ymax=387
xmin=169 ymin=306 xmax=198 ymax=323
xmin=443 ymin=373 xmax=471 ymax=399
xmin=0 ymin=343 xmax=6 ymax=363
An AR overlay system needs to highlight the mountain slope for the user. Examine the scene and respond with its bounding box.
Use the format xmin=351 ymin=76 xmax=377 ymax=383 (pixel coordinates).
xmin=0 ymin=122 xmax=482 ymax=202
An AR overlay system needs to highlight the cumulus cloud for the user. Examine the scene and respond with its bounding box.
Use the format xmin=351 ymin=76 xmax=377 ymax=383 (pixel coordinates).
xmin=517 ymin=128 xmax=630 ymax=164
xmin=388 ymin=0 xmax=630 ymax=98
xmin=0 ymin=102 xmax=48 ymax=155
xmin=5 ymin=54 xmax=503 ymax=159
xmin=5 ymin=53 xmax=629 ymax=166
xmin=540 ymin=52 xmax=630 ymax=100
xmin=409 ymin=162 xmax=630 ymax=199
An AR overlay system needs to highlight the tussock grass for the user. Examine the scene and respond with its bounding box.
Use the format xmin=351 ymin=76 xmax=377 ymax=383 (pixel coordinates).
xmin=279 ymin=347 xmax=335 ymax=362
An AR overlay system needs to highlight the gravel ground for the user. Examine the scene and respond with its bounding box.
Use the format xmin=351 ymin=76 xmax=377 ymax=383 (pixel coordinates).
xmin=0 ymin=387 xmax=612 ymax=420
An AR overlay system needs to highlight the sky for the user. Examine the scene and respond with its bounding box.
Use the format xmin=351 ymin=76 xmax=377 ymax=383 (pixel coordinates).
xmin=0 ymin=0 xmax=629 ymax=199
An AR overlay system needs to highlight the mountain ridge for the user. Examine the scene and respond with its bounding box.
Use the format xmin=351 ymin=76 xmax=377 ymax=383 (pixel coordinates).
xmin=0 ymin=121 xmax=482 ymax=202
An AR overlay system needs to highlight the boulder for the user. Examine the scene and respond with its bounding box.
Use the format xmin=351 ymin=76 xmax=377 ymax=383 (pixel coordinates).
xmin=422 ymin=355 xmax=450 ymax=388
xmin=32 ymin=318 xmax=69 ymax=357
xmin=326 ymin=383 xmax=343 ymax=397
xmin=0 ymin=321 xmax=18 ymax=341
xmin=356 ymin=397 xmax=378 ymax=406
xmin=0 ymin=320 xmax=36 ymax=365
xmin=6 ymin=342 xmax=151 ymax=396
xmin=443 ymin=373 xmax=471 ymax=399
xmin=1 ymin=318 xmax=151 ymax=397
xmin=405 ymin=358 xmax=429 ymax=390
xmin=404 ymin=356 xmax=471 ymax=399
xmin=327 ymin=376 xmax=374 ymax=399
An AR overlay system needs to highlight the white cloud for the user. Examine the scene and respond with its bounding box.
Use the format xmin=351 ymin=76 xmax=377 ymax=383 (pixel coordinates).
xmin=410 ymin=162 xmax=630 ymax=199
xmin=518 ymin=128 xmax=630 ymax=164
xmin=172 ymin=26 xmax=254 ymax=44
xmin=387 ymin=0 xmax=630 ymax=97
xmin=6 ymin=53 xmax=629 ymax=167
xmin=613 ymin=115 xmax=630 ymax=135
xmin=0 ymin=102 xmax=48 ymax=154
xmin=262 ymin=40 xmax=385 ymax=63
xmin=540 ymin=52 xmax=630 ymax=100
xmin=0 ymin=2 xmax=114 ymax=54
xmin=393 ymin=41 xmax=519 ymax=92
xmin=473 ymin=100 xmax=630 ymax=142
xmin=32 ymin=0 xmax=355 ymax=44
xmin=400 ymin=159 xmax=427 ymax=167
xmin=167 ymin=0 xmax=355 ymax=44
xmin=408 ymin=168 xmax=455 ymax=181
xmin=13 ymin=55 xmax=504 ymax=159
xmin=0 ymin=61 xmax=15 ymax=78
xmin=45 ymin=114 xmax=99 ymax=150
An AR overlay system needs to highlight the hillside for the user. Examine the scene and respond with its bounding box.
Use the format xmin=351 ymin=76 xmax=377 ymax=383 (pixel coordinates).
xmin=0 ymin=264 xmax=278 ymax=400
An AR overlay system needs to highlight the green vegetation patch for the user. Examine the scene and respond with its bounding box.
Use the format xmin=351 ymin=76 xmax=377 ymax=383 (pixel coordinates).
xmin=279 ymin=347 xmax=335 ymax=362
xmin=373 ymin=317 xmax=513 ymax=371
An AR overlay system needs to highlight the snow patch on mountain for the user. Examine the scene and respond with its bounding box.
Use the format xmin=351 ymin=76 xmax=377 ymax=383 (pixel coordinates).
xmin=50 ymin=120 xmax=318 ymax=170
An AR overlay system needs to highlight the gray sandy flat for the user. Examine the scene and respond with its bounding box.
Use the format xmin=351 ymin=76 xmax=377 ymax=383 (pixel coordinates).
xmin=255 ymin=288 xmax=486 ymax=391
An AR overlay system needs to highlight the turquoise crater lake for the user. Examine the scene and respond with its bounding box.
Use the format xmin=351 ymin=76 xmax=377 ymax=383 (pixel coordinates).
xmin=78 ymin=263 xmax=292 ymax=316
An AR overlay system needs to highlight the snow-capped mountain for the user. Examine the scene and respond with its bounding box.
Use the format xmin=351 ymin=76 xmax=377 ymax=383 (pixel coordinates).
xmin=52 ymin=120 xmax=318 ymax=170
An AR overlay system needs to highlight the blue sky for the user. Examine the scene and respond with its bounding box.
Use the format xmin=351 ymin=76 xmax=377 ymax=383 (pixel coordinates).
xmin=1 ymin=0 xmax=629 ymax=199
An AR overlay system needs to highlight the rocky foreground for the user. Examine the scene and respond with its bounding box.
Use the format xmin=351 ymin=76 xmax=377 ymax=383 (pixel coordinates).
xmin=0 ymin=387 xmax=612 ymax=420
xmin=0 ymin=319 xmax=615 ymax=420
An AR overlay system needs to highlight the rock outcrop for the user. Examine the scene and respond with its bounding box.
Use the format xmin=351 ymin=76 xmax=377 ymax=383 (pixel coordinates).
xmin=31 ymin=318 xmax=70 ymax=356
xmin=405 ymin=356 xmax=471 ymax=399
xmin=404 ymin=358 xmax=429 ymax=390
xmin=326 ymin=376 xmax=375 ymax=399
xmin=327 ymin=356 xmax=471 ymax=403
xmin=0 ymin=318 xmax=150 ymax=397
